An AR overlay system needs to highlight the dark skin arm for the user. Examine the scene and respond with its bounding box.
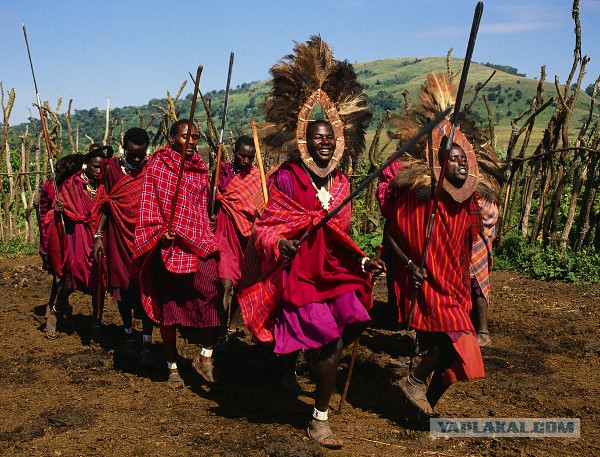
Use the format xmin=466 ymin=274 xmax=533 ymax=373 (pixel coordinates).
xmin=383 ymin=230 xmax=428 ymax=288
xmin=277 ymin=238 xmax=386 ymax=275
xmin=92 ymin=213 xmax=109 ymax=260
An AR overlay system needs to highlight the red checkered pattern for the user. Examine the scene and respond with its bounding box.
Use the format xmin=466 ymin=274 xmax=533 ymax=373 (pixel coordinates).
xmin=132 ymin=146 xmax=217 ymax=275
xmin=470 ymin=197 xmax=498 ymax=303
xmin=216 ymin=166 xmax=263 ymax=238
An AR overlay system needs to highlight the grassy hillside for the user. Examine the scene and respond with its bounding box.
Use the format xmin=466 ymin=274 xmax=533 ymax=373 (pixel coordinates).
xmin=6 ymin=57 xmax=597 ymax=156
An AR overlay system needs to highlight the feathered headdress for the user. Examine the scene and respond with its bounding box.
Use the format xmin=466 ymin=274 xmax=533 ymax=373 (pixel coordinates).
xmin=389 ymin=72 xmax=505 ymax=203
xmin=263 ymin=36 xmax=371 ymax=177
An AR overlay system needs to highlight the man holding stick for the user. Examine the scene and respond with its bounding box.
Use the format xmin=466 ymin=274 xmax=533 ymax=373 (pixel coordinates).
xmin=213 ymin=135 xmax=262 ymax=331
xmin=132 ymin=119 xmax=222 ymax=389
xmin=238 ymin=37 xmax=383 ymax=449
xmin=93 ymin=128 xmax=155 ymax=364
xmin=383 ymin=73 xmax=486 ymax=417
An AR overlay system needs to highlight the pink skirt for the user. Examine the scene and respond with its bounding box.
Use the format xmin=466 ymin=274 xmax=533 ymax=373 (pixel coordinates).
xmin=273 ymin=291 xmax=370 ymax=354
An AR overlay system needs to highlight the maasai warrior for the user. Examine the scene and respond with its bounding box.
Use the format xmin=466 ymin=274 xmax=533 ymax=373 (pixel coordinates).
xmin=132 ymin=119 xmax=222 ymax=389
xmin=37 ymin=157 xmax=69 ymax=318
xmin=238 ymin=37 xmax=383 ymax=449
xmin=470 ymin=198 xmax=499 ymax=348
xmin=93 ymin=128 xmax=155 ymax=363
xmin=46 ymin=147 xmax=106 ymax=339
xmin=214 ymin=135 xmax=261 ymax=330
xmin=382 ymin=73 xmax=503 ymax=417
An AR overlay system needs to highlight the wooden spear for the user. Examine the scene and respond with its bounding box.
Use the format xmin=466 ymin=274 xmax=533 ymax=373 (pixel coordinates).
xmin=166 ymin=65 xmax=203 ymax=236
xmin=210 ymin=52 xmax=235 ymax=215
xmin=250 ymin=119 xmax=268 ymax=205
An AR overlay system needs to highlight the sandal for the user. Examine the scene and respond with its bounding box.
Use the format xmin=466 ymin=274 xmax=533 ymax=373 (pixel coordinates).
xmin=192 ymin=356 xmax=216 ymax=383
xmin=396 ymin=376 xmax=435 ymax=416
xmin=477 ymin=332 xmax=492 ymax=348
xmin=307 ymin=419 xmax=343 ymax=450
xmin=167 ymin=369 xmax=185 ymax=389
xmin=45 ymin=311 xmax=58 ymax=339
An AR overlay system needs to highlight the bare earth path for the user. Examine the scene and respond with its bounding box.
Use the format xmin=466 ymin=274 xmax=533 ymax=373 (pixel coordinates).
xmin=0 ymin=255 xmax=598 ymax=456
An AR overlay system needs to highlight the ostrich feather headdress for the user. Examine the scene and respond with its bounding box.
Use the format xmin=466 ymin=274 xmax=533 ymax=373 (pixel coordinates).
xmin=390 ymin=72 xmax=504 ymax=203
xmin=263 ymin=36 xmax=372 ymax=177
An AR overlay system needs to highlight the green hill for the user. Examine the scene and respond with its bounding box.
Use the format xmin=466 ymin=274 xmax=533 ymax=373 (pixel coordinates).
xmin=6 ymin=57 xmax=598 ymax=155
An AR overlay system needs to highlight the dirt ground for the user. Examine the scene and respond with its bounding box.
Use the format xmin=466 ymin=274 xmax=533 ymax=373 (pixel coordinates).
xmin=0 ymin=254 xmax=598 ymax=456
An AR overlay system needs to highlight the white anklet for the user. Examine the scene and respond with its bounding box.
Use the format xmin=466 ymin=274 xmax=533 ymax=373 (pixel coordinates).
xmin=167 ymin=362 xmax=178 ymax=370
xmin=200 ymin=347 xmax=213 ymax=358
xmin=312 ymin=407 xmax=328 ymax=421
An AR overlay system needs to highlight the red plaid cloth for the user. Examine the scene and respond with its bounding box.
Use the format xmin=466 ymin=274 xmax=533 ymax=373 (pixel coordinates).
xmin=44 ymin=208 xmax=68 ymax=277
xmin=238 ymin=167 xmax=372 ymax=343
xmin=470 ymin=197 xmax=498 ymax=303
xmin=60 ymin=171 xmax=99 ymax=225
xmin=132 ymin=146 xmax=217 ymax=273
xmin=216 ymin=165 xmax=263 ymax=238
xmin=132 ymin=147 xmax=217 ymax=321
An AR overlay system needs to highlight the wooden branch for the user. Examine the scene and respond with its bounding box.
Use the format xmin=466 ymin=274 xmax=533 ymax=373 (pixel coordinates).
xmin=463 ymin=70 xmax=496 ymax=113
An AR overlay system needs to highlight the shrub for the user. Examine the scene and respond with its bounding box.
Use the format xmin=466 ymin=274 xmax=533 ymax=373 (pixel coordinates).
xmin=494 ymin=235 xmax=600 ymax=284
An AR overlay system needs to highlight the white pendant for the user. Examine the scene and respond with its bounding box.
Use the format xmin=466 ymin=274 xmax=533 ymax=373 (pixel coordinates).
xmin=316 ymin=186 xmax=332 ymax=211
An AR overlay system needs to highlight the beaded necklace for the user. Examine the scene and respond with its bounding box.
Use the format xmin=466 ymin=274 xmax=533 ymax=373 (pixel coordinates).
xmin=80 ymin=171 xmax=97 ymax=198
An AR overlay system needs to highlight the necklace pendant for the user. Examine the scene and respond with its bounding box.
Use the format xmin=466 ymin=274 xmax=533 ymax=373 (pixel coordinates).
xmin=316 ymin=187 xmax=331 ymax=211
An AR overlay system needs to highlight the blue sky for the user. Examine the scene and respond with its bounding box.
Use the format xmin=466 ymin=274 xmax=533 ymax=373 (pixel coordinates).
xmin=1 ymin=0 xmax=599 ymax=124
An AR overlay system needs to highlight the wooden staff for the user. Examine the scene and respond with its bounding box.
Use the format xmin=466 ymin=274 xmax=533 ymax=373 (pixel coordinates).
xmin=166 ymin=65 xmax=203 ymax=236
xmin=23 ymin=24 xmax=64 ymax=229
xmin=95 ymin=253 xmax=104 ymax=321
xmin=338 ymin=244 xmax=382 ymax=413
xmin=210 ymin=52 xmax=235 ymax=215
xmin=250 ymin=119 xmax=268 ymax=205
xmin=405 ymin=1 xmax=484 ymax=330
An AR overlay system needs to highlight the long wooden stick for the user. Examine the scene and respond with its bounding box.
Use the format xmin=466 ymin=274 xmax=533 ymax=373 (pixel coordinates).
xmin=250 ymin=119 xmax=268 ymax=205
xmin=338 ymin=245 xmax=382 ymax=413
xmin=166 ymin=65 xmax=203 ymax=236
xmin=95 ymin=254 xmax=103 ymax=321
xmin=405 ymin=1 xmax=484 ymax=330
xmin=23 ymin=24 xmax=65 ymax=229
xmin=210 ymin=52 xmax=235 ymax=215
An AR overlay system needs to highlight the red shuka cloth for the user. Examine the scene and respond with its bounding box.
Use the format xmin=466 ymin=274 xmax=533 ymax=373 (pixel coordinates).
xmin=215 ymin=162 xmax=263 ymax=284
xmin=94 ymin=157 xmax=146 ymax=290
xmin=391 ymin=190 xmax=480 ymax=332
xmin=58 ymin=171 xmax=102 ymax=294
xmin=238 ymin=161 xmax=372 ymax=343
xmin=470 ymin=198 xmax=499 ymax=304
xmin=38 ymin=179 xmax=56 ymax=256
xmin=132 ymin=146 xmax=218 ymax=323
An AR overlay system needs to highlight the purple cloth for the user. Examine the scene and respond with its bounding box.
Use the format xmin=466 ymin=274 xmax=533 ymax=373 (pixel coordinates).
xmin=273 ymin=278 xmax=371 ymax=355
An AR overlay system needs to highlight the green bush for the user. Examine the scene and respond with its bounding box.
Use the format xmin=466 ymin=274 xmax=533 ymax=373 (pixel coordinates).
xmin=495 ymin=235 xmax=600 ymax=284
xmin=0 ymin=239 xmax=38 ymax=257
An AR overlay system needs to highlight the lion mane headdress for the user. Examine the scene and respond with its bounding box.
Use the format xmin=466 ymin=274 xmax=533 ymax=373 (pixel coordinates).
xmin=390 ymin=73 xmax=505 ymax=203
xmin=263 ymin=35 xmax=372 ymax=177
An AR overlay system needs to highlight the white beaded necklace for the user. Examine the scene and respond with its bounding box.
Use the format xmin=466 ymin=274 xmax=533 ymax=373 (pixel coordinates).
xmin=302 ymin=163 xmax=332 ymax=211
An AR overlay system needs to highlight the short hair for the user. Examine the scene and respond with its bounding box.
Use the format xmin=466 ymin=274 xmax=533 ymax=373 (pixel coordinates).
xmin=306 ymin=119 xmax=333 ymax=137
xmin=84 ymin=148 xmax=107 ymax=163
xmin=234 ymin=135 xmax=255 ymax=152
xmin=170 ymin=119 xmax=197 ymax=137
xmin=123 ymin=127 xmax=149 ymax=147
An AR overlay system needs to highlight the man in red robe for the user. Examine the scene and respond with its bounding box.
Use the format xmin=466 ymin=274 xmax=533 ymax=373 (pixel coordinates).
xmin=384 ymin=122 xmax=485 ymax=417
xmin=239 ymin=121 xmax=383 ymax=448
xmin=46 ymin=148 xmax=106 ymax=339
xmin=213 ymin=135 xmax=262 ymax=331
xmin=93 ymin=128 xmax=154 ymax=364
xmin=132 ymin=119 xmax=222 ymax=389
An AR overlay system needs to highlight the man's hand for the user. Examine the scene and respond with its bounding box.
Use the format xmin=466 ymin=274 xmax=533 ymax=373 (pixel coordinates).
xmin=160 ymin=232 xmax=175 ymax=249
xmin=221 ymin=278 xmax=233 ymax=312
xmin=93 ymin=238 xmax=105 ymax=261
xmin=277 ymin=238 xmax=299 ymax=260
xmin=209 ymin=215 xmax=217 ymax=232
xmin=408 ymin=262 xmax=427 ymax=289
xmin=364 ymin=259 xmax=386 ymax=276
xmin=54 ymin=199 xmax=64 ymax=213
